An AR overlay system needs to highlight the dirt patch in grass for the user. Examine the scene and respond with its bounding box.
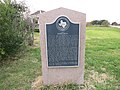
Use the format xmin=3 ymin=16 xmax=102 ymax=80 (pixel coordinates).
xmin=31 ymin=69 xmax=113 ymax=90
xmin=32 ymin=76 xmax=43 ymax=90
xmin=89 ymin=70 xmax=109 ymax=83
xmin=84 ymin=69 xmax=116 ymax=90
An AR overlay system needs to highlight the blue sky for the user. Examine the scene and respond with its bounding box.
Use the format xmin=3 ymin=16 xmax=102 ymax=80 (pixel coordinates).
xmin=17 ymin=0 xmax=120 ymax=23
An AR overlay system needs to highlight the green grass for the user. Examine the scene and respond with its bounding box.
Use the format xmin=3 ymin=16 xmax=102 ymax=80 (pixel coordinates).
xmin=0 ymin=26 xmax=120 ymax=90
xmin=0 ymin=47 xmax=41 ymax=90
xmin=85 ymin=26 xmax=120 ymax=90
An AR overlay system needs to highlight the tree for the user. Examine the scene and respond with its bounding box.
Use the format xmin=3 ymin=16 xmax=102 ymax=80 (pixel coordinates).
xmin=91 ymin=20 xmax=100 ymax=25
xmin=101 ymin=20 xmax=110 ymax=27
xmin=111 ymin=22 xmax=118 ymax=26
xmin=99 ymin=20 xmax=106 ymax=25
xmin=91 ymin=20 xmax=110 ymax=27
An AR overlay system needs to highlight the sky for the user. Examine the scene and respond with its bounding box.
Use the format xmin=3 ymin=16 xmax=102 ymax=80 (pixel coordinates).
xmin=17 ymin=0 xmax=120 ymax=23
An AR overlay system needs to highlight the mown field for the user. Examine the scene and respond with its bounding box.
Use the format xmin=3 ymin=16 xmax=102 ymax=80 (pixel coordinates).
xmin=0 ymin=26 xmax=120 ymax=90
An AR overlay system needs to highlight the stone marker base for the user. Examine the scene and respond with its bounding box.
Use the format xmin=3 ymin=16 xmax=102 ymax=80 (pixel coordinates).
xmin=39 ymin=7 xmax=86 ymax=85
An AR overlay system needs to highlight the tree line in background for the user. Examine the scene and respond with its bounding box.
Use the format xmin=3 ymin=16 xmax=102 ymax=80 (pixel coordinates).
xmin=0 ymin=0 xmax=34 ymax=61
xmin=111 ymin=22 xmax=120 ymax=26
xmin=86 ymin=20 xmax=120 ymax=27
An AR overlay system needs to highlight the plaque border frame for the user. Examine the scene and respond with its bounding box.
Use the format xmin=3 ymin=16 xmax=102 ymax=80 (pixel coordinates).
xmin=45 ymin=15 xmax=81 ymax=68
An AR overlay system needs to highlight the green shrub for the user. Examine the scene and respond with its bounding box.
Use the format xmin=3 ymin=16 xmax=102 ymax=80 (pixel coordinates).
xmin=0 ymin=0 xmax=32 ymax=60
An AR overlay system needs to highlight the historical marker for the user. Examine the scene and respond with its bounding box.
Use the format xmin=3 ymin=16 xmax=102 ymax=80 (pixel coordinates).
xmin=46 ymin=16 xmax=80 ymax=67
xmin=39 ymin=7 xmax=86 ymax=85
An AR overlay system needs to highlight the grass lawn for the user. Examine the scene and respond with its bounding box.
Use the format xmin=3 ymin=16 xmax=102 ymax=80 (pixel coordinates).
xmin=0 ymin=26 xmax=120 ymax=90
